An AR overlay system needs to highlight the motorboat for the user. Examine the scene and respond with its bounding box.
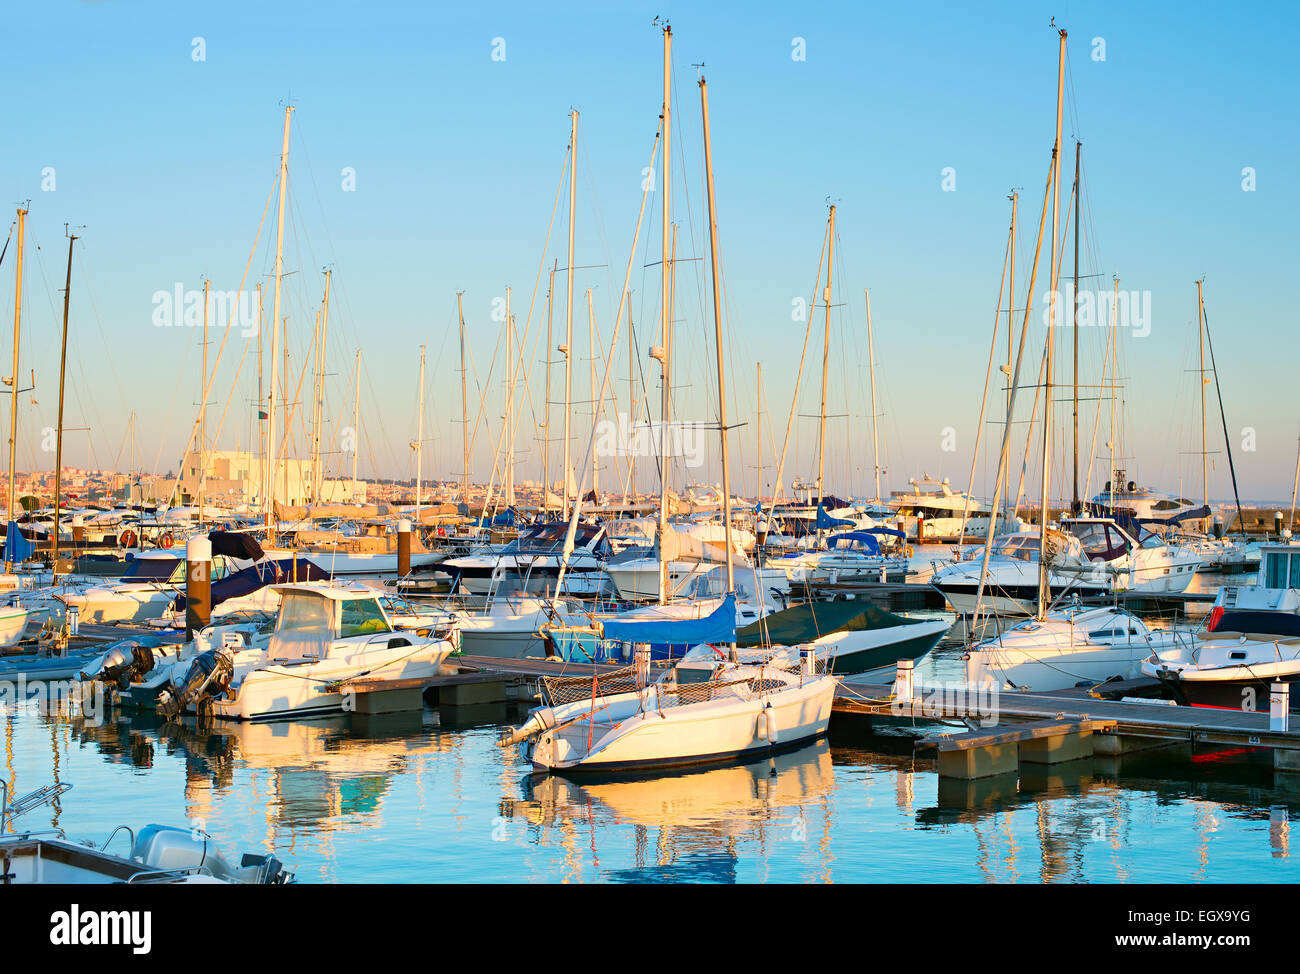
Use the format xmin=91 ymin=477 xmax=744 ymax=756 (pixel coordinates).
xmin=438 ymin=521 xmax=611 ymax=595
xmin=965 ymin=603 xmax=1185 ymax=692
xmin=931 ymin=517 xmax=1201 ymax=616
xmin=769 ymin=530 xmax=909 ymax=586
xmin=0 ymin=781 xmax=291 ymax=884
xmin=154 ymin=584 xmax=456 ymax=720
xmin=1142 ymin=542 xmax=1300 ymax=710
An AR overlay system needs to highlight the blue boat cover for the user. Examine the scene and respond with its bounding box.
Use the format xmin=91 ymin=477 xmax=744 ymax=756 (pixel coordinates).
xmin=172 ymin=557 xmax=331 ymax=612
xmin=600 ymin=594 xmax=736 ymax=645
xmin=827 ymin=531 xmax=882 ymax=554
xmin=859 ymin=525 xmax=906 ymax=540
xmin=815 ymin=504 xmax=855 ymax=531
xmin=472 ymin=506 xmax=520 ymax=528
xmin=2 ymin=520 xmax=35 ymax=563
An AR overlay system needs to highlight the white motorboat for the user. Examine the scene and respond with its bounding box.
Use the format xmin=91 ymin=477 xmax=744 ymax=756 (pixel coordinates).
xmin=769 ymin=530 xmax=909 ymax=586
xmin=453 ymin=594 xmax=584 ymax=658
xmin=965 ymin=604 xmax=1184 ymax=692
xmin=1142 ymin=542 xmax=1300 ymax=710
xmin=155 ymin=584 xmax=456 ymax=720
xmin=0 ymin=781 xmax=292 ymax=884
xmin=932 ymin=518 xmax=1201 ymax=616
xmin=439 ymin=521 xmax=610 ymax=595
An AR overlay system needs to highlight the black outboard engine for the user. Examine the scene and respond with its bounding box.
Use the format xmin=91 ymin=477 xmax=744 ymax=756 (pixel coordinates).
xmin=84 ymin=642 xmax=158 ymax=690
xmin=157 ymin=648 xmax=234 ymax=719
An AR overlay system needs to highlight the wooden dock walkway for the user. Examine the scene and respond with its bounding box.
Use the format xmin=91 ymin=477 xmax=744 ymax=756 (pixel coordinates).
xmin=835 ymin=675 xmax=1300 ymax=771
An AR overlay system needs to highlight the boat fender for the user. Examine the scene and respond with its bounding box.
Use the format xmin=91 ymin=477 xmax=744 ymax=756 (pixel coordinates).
xmin=755 ymin=711 xmax=768 ymax=742
xmin=765 ymin=704 xmax=778 ymax=744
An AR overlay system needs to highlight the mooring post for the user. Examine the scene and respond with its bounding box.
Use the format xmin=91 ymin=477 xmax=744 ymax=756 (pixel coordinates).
xmin=1271 ymin=682 xmax=1290 ymax=732
xmin=397 ymin=518 xmax=412 ymax=577
xmin=186 ymin=535 xmax=211 ymax=641
xmin=896 ymin=658 xmax=916 ymax=705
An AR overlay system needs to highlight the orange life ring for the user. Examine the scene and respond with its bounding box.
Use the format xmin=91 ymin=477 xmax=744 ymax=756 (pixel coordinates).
xmin=119 ymin=529 xmax=138 ymax=549
xmin=158 ymin=532 xmax=175 ymax=549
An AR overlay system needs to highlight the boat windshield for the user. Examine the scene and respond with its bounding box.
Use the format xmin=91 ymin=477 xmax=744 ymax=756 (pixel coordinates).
xmin=1070 ymin=522 xmax=1128 ymax=561
xmin=339 ymin=598 xmax=392 ymax=638
xmin=992 ymin=536 xmax=1039 ymax=562
xmin=276 ymin=592 xmax=335 ymax=635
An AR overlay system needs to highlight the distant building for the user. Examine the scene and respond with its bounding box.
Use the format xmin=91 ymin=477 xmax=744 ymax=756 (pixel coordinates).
xmin=177 ymin=449 xmax=365 ymax=507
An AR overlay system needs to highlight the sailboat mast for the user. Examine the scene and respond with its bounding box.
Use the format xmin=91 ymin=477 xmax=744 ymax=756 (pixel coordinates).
xmin=1197 ymin=277 xmax=1208 ymax=528
xmin=587 ymin=287 xmax=596 ymax=499
xmin=563 ymin=110 xmax=578 ymax=519
xmin=1005 ymin=191 xmax=1017 ymax=512
xmin=1071 ymin=141 xmax=1080 ymax=513
xmin=53 ymin=231 xmax=75 ymax=578
xmin=542 ymin=268 xmax=554 ymax=513
xmin=266 ymin=105 xmax=292 ymax=528
xmin=656 ymin=23 xmax=672 ymax=605
xmin=314 ymin=269 xmax=331 ymax=504
xmin=416 ymin=344 xmax=425 ymax=520
xmin=457 ymin=291 xmax=468 ymax=509
xmin=352 ymin=348 xmax=361 ymax=496
xmin=199 ymin=278 xmax=209 ymax=524
xmin=505 ymin=287 xmax=514 ymax=507
xmin=864 ymin=288 xmax=881 ymax=502
xmin=5 ymin=207 xmax=24 ymax=566
xmin=1037 ymin=27 xmax=1066 ymax=622
xmin=817 ymin=205 xmax=835 ymax=510
xmin=699 ymin=73 xmax=734 ymax=594
xmin=757 ymin=362 xmax=763 ymax=501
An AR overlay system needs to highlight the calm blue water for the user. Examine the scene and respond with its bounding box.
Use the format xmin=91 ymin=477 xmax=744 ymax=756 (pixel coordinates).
xmin=3 ymin=650 xmax=1298 ymax=884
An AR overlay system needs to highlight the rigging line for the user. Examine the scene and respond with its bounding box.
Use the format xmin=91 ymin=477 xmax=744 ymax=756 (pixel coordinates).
xmin=771 ymin=218 xmax=829 ymax=506
xmin=1202 ymin=306 xmax=1245 ymax=534
xmin=167 ymin=170 xmax=277 ymax=506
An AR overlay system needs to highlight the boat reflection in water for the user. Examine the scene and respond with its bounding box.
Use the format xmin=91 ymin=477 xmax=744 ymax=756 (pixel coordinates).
xmin=511 ymin=739 xmax=836 ymax=882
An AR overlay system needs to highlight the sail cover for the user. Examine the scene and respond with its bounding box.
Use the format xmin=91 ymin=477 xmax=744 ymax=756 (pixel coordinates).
xmin=600 ymin=594 xmax=736 ymax=645
xmin=735 ymin=600 xmax=919 ymax=647
xmin=2 ymin=520 xmax=35 ymax=563
xmin=815 ymin=504 xmax=855 ymax=531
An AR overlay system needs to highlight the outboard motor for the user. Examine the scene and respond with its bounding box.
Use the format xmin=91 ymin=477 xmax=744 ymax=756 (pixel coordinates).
xmin=83 ymin=642 xmax=158 ymax=690
xmin=157 ymin=648 xmax=234 ymax=719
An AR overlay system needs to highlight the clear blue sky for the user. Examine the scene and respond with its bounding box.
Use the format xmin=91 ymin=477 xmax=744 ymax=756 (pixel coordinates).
xmin=2 ymin=0 xmax=1296 ymax=502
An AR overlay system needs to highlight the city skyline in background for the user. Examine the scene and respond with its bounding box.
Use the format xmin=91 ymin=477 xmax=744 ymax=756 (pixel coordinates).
xmin=2 ymin=1 xmax=1297 ymax=503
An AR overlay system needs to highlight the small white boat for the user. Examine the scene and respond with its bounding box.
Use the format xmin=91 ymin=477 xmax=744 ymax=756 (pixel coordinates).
xmin=500 ymin=648 xmax=836 ymax=773
xmin=155 ymin=584 xmax=456 ymax=721
xmin=0 ymin=781 xmax=292 ymax=884
xmin=0 ymin=603 xmax=30 ymax=647
xmin=965 ymin=604 xmax=1184 ymax=692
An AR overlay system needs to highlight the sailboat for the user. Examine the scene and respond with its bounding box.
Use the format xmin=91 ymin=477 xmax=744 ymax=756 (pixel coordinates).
xmin=501 ymin=28 xmax=835 ymax=772
xmin=961 ymin=27 xmax=1186 ymax=691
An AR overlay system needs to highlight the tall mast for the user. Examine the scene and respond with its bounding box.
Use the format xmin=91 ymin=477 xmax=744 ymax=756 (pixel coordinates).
xmin=1004 ymin=191 xmax=1017 ymax=512
xmin=563 ymin=109 xmax=578 ymax=519
xmin=504 ymin=287 xmax=514 ymax=508
xmin=817 ymin=205 xmax=835 ymax=509
xmin=457 ymin=291 xmax=469 ymax=509
xmin=586 ymin=287 xmax=597 ymax=500
xmin=656 ymin=23 xmax=673 ymax=604
xmin=313 ymin=269 xmax=331 ymax=504
xmin=256 ymin=282 xmax=264 ymax=503
xmin=5 ymin=208 xmax=24 ymax=564
xmin=265 ymin=105 xmax=292 ymax=528
xmin=864 ymin=288 xmax=881 ymax=502
xmin=1071 ymin=140 xmax=1081 ymax=513
xmin=1109 ymin=275 xmax=1119 ymax=509
xmin=699 ymin=73 xmax=734 ymax=595
xmin=756 ymin=362 xmax=763 ymax=501
xmin=1197 ymin=277 xmax=1208 ymax=528
xmin=53 ymin=230 xmax=75 ymax=578
xmin=1037 ymin=26 xmax=1066 ymax=622
xmin=199 ymin=277 xmax=209 ymax=523
xmin=542 ymin=267 xmax=554 ymax=512
xmin=352 ymin=348 xmax=361 ymax=497
xmin=416 ymin=344 xmax=425 ymax=520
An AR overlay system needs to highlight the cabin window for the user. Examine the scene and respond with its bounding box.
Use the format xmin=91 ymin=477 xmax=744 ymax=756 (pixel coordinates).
xmin=340 ymin=598 xmax=392 ymax=638
xmin=277 ymin=593 xmax=334 ymax=634
xmin=1264 ymin=552 xmax=1300 ymax=589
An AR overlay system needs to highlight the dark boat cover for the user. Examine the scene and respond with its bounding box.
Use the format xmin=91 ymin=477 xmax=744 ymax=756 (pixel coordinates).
xmin=172 ymin=557 xmax=329 ymax=612
xmin=736 ymin=600 xmax=920 ymax=647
